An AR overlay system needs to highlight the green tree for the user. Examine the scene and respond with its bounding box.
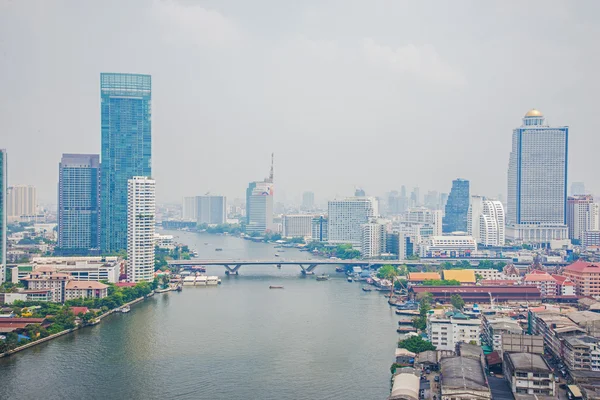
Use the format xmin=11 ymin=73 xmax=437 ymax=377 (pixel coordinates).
xmin=398 ymin=336 xmax=436 ymax=353
xmin=450 ymin=294 xmax=465 ymax=310
xmin=378 ymin=265 xmax=399 ymax=298
xmin=422 ymin=279 xmax=461 ymax=286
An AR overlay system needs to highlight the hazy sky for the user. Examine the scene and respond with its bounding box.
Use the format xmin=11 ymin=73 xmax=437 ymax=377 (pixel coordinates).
xmin=1 ymin=0 xmax=599 ymax=205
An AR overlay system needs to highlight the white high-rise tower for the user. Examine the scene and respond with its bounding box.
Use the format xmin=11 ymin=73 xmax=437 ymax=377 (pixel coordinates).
xmin=506 ymin=109 xmax=568 ymax=243
xmin=127 ymin=176 xmax=156 ymax=283
xmin=468 ymin=196 xmax=505 ymax=246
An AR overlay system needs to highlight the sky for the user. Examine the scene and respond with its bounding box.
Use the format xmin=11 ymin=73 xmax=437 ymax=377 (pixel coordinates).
xmin=1 ymin=0 xmax=599 ymax=206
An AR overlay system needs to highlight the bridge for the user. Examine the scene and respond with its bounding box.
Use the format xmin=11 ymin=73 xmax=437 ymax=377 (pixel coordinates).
xmin=167 ymin=257 xmax=568 ymax=275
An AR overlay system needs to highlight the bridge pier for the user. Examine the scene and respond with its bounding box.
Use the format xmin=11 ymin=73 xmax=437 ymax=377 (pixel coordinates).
xmin=223 ymin=264 xmax=242 ymax=275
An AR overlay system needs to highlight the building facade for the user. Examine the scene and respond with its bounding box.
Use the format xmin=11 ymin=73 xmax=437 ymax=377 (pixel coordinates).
xmin=282 ymin=214 xmax=313 ymax=238
xmin=311 ymin=216 xmax=328 ymax=242
xmin=427 ymin=311 xmax=481 ymax=351
xmin=57 ymin=154 xmax=100 ymax=253
xmin=567 ymin=195 xmax=599 ymax=242
xmin=468 ymin=196 xmax=505 ymax=246
xmin=100 ymin=73 xmax=152 ymax=253
xmin=443 ymin=179 xmax=470 ymax=233
xmin=419 ymin=235 xmax=477 ymax=258
xmin=196 ymin=195 xmax=226 ymax=225
xmin=246 ymin=181 xmax=274 ymax=234
xmin=503 ymin=352 xmax=555 ymax=397
xmin=327 ymin=197 xmax=378 ymax=246
xmin=0 ymin=149 xmax=5 ymax=283
xmin=7 ymin=184 xmax=37 ymax=221
xmin=127 ymin=176 xmax=156 ymax=282
xmin=361 ymin=221 xmax=386 ymax=258
xmin=182 ymin=196 xmax=197 ymax=221
xmin=563 ymin=261 xmax=600 ymax=298
xmin=507 ymin=109 xmax=568 ymax=242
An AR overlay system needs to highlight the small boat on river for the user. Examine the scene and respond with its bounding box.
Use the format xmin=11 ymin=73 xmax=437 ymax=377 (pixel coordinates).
xmin=120 ymin=306 xmax=131 ymax=313
xmin=362 ymin=286 xmax=372 ymax=292
xmin=316 ymin=274 xmax=329 ymax=281
xmin=215 ymin=248 xmax=223 ymax=251
xmin=347 ymin=277 xmax=353 ymax=282
xmin=269 ymin=285 xmax=284 ymax=289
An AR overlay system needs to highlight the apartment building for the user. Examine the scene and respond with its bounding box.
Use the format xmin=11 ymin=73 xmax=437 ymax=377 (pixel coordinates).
xmin=563 ymin=261 xmax=600 ymax=298
xmin=503 ymin=352 xmax=555 ymax=397
xmin=427 ymin=310 xmax=481 ymax=351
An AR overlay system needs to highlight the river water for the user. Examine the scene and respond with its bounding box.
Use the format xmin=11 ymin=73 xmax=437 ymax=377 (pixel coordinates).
xmin=0 ymin=230 xmax=398 ymax=400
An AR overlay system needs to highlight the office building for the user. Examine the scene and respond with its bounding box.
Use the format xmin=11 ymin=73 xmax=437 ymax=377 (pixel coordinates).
xmin=246 ymin=155 xmax=274 ymax=234
xmin=57 ymin=154 xmax=100 ymax=253
xmin=7 ymin=184 xmax=37 ymax=221
xmin=583 ymin=231 xmax=600 ymax=248
xmin=467 ymin=196 xmax=505 ymax=246
xmin=503 ymin=353 xmax=555 ymax=397
xmin=182 ymin=196 xmax=197 ymax=221
xmin=100 ymin=73 xmax=152 ymax=253
xmin=127 ymin=176 xmax=155 ymax=282
xmin=506 ymin=109 xmax=569 ymax=242
xmin=443 ymin=179 xmax=469 ymax=233
xmin=327 ymin=197 xmax=378 ymax=246
xmin=0 ymin=149 xmax=5 ymax=283
xmin=197 ymin=195 xmax=226 ymax=225
xmin=427 ymin=310 xmax=481 ymax=351
xmin=282 ymin=214 xmax=313 ymax=238
xmin=361 ymin=220 xmax=386 ymax=258
xmin=311 ymin=216 xmax=328 ymax=242
xmin=568 ymin=195 xmax=599 ymax=242
xmin=419 ymin=235 xmax=477 ymax=257
xmin=302 ymin=191 xmax=315 ymax=210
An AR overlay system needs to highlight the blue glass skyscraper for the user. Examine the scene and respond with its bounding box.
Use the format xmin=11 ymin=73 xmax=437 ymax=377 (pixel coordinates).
xmin=100 ymin=73 xmax=152 ymax=253
xmin=443 ymin=178 xmax=470 ymax=233
xmin=58 ymin=154 xmax=100 ymax=253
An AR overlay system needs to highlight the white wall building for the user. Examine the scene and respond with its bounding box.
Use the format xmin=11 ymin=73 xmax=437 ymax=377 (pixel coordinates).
xmin=427 ymin=312 xmax=481 ymax=351
xmin=506 ymin=109 xmax=568 ymax=242
xmin=567 ymin=195 xmax=599 ymax=242
xmin=246 ymin=181 xmax=274 ymax=234
xmin=403 ymin=208 xmax=443 ymax=236
xmin=468 ymin=196 xmax=505 ymax=246
xmin=127 ymin=176 xmax=156 ymax=283
xmin=282 ymin=214 xmax=313 ymax=238
xmin=419 ymin=235 xmax=477 ymax=257
xmin=7 ymin=184 xmax=37 ymax=222
xmin=327 ymin=197 xmax=378 ymax=246
xmin=361 ymin=221 xmax=386 ymax=258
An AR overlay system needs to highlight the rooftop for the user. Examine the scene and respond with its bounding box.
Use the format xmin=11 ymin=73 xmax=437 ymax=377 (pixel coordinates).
xmin=569 ymin=311 xmax=600 ymax=325
xmin=389 ymin=368 xmax=419 ymax=400
xmin=407 ymin=272 xmax=441 ymax=281
xmin=442 ymin=269 xmax=476 ymax=283
xmin=565 ymin=260 xmax=600 ymax=274
xmin=440 ymin=356 xmax=489 ymax=393
xmin=525 ymin=109 xmax=543 ymax=117
xmin=507 ymin=352 xmax=550 ymax=372
xmin=65 ymin=281 xmax=108 ymax=290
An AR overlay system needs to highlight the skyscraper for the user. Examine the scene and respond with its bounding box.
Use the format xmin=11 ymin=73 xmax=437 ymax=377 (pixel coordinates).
xmin=328 ymin=197 xmax=378 ymax=246
xmin=302 ymin=191 xmax=315 ymax=210
xmin=57 ymin=154 xmax=100 ymax=253
xmin=127 ymin=176 xmax=155 ymax=282
xmin=246 ymin=154 xmax=274 ymax=234
xmin=197 ymin=195 xmax=227 ymax=225
xmin=443 ymin=179 xmax=470 ymax=233
xmin=0 ymin=149 xmax=6 ymax=283
xmin=567 ymin=195 xmax=599 ymax=242
xmin=182 ymin=196 xmax=197 ymax=221
xmin=506 ymin=109 xmax=568 ymax=242
xmin=467 ymin=196 xmax=505 ymax=246
xmin=7 ymin=185 xmax=37 ymax=221
xmin=100 ymin=73 xmax=152 ymax=253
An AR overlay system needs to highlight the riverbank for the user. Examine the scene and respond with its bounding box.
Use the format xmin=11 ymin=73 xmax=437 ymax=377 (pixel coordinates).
xmin=0 ymin=293 xmax=150 ymax=358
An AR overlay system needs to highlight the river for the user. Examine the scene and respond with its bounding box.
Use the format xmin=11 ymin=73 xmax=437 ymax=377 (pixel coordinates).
xmin=0 ymin=230 xmax=399 ymax=400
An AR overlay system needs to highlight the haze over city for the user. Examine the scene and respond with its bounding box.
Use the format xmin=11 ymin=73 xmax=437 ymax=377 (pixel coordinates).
xmin=1 ymin=0 xmax=600 ymax=204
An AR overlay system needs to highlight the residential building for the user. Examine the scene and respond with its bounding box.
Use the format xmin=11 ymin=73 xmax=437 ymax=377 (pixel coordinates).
xmin=64 ymin=281 xmax=108 ymax=300
xmin=469 ymin=268 xmax=501 ymax=281
xmin=443 ymin=178 xmax=470 ymax=233
xmin=282 ymin=214 xmax=313 ymax=238
xmin=440 ymin=356 xmax=491 ymax=399
xmin=524 ymin=271 xmax=558 ymax=298
xmin=583 ymin=231 xmax=600 ymax=248
xmin=22 ymin=270 xmax=71 ymax=302
xmin=311 ymin=216 xmax=328 ymax=242
xmin=427 ymin=310 xmax=481 ymax=351
xmin=503 ymin=352 xmax=555 ymax=397
xmin=57 ymin=154 xmax=100 ymax=253
xmin=302 ymin=191 xmax=315 ymax=210
xmin=196 ymin=195 xmax=226 ymax=225
xmin=419 ymin=235 xmax=477 ymax=258
xmin=501 ymin=334 xmax=544 ymax=355
xmin=468 ymin=196 xmax=505 ymax=246
xmin=31 ymin=256 xmax=122 ymax=283
xmin=0 ymin=149 xmax=6 ymax=283
xmin=481 ymin=315 xmax=523 ymax=354
xmin=563 ymin=260 xmax=600 ymax=298
xmin=529 ymin=309 xmax=585 ymax=359
xmin=552 ymin=274 xmax=576 ymax=296
xmin=506 ymin=109 xmax=569 ymax=242
xmin=361 ymin=220 xmax=386 ymax=258
xmin=563 ymin=335 xmax=600 ymax=371
xmin=401 ymin=208 xmax=443 ymax=236
xmin=100 ymin=73 xmax=152 ymax=253
xmin=7 ymin=184 xmax=37 ymax=221
xmin=568 ymin=195 xmax=599 ymax=242
xmin=127 ymin=176 xmax=155 ymax=283
xmin=327 ymin=197 xmax=378 ymax=246
xmin=398 ymin=232 xmax=416 ymax=260
xmin=182 ymin=196 xmax=197 ymax=221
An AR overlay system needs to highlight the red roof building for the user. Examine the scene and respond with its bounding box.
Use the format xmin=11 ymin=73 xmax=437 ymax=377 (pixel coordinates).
xmin=524 ymin=272 xmax=557 ymax=297
xmin=563 ymin=261 xmax=600 ymax=298
xmin=69 ymin=307 xmax=90 ymax=316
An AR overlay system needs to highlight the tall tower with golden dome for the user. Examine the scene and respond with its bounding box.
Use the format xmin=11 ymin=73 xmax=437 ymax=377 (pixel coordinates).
xmin=506 ymin=109 xmax=569 ymax=243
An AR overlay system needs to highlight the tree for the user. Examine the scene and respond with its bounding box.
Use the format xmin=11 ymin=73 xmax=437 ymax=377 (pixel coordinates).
xmin=451 ymin=294 xmax=465 ymax=310
xmin=422 ymin=279 xmax=461 ymax=286
xmin=398 ymin=336 xmax=436 ymax=353
xmin=378 ymin=265 xmax=399 ymax=298
xmin=475 ymin=274 xmax=483 ymax=282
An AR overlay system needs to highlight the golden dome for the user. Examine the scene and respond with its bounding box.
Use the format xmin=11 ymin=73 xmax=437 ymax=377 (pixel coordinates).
xmin=525 ymin=109 xmax=543 ymax=117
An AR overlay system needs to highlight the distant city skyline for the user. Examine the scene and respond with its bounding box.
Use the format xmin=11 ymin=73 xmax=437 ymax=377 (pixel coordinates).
xmin=2 ymin=2 xmax=599 ymax=205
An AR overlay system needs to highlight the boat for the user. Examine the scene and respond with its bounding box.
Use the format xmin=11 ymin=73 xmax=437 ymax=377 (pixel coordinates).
xmin=274 ymin=253 xmax=280 ymax=257
xmin=175 ymin=285 xmax=183 ymax=292
xmin=316 ymin=274 xmax=329 ymax=281
xmin=206 ymin=276 xmax=220 ymax=286
xmin=269 ymin=285 xmax=284 ymax=289
xmin=215 ymin=248 xmax=223 ymax=251
xmin=120 ymin=306 xmax=131 ymax=313
xmin=347 ymin=277 xmax=353 ymax=282
xmin=335 ymin=266 xmax=344 ymax=273
xmin=191 ymin=266 xmax=206 ymax=273
xmin=204 ymin=242 xmax=209 ymax=245
xmin=362 ymin=286 xmax=372 ymax=292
